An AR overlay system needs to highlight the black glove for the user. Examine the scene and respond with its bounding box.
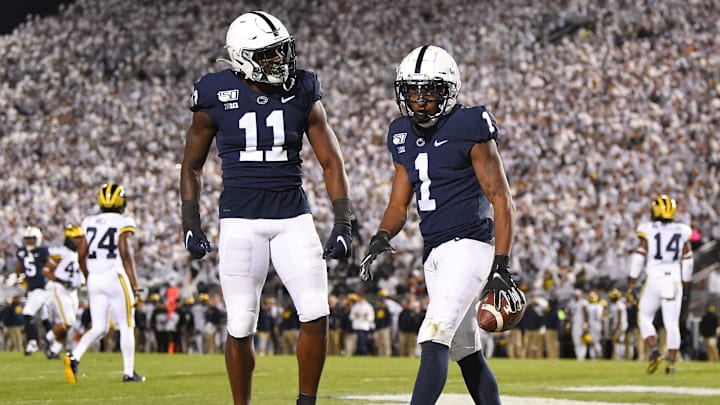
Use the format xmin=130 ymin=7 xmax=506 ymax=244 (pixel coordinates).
xmin=323 ymin=198 xmax=353 ymax=260
xmin=182 ymin=201 xmax=212 ymax=260
xmin=323 ymin=223 xmax=352 ymax=259
xmin=359 ymin=231 xmax=395 ymax=282
xmin=482 ymin=254 xmax=525 ymax=313
xmin=184 ymin=228 xmax=212 ymax=260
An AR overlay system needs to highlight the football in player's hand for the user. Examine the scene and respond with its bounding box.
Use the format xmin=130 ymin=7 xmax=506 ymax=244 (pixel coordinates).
xmin=477 ymin=290 xmax=526 ymax=333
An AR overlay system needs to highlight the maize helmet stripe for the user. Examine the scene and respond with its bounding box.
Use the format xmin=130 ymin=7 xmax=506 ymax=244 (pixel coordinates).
xmin=64 ymin=224 xmax=83 ymax=238
xmin=652 ymin=195 xmax=676 ymax=220
xmin=98 ymin=183 xmax=125 ymax=209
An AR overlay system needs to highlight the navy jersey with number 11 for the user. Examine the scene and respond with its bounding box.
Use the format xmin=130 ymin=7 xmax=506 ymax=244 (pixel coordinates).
xmin=190 ymin=69 xmax=322 ymax=220
xmin=387 ymin=105 xmax=499 ymax=261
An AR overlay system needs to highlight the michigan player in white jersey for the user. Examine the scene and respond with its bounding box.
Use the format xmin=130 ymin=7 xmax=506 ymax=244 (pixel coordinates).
xmin=64 ymin=183 xmax=145 ymax=383
xmin=42 ymin=224 xmax=85 ymax=359
xmin=607 ymin=288 xmax=628 ymax=359
xmin=585 ymin=291 xmax=605 ymax=359
xmin=627 ymin=195 xmax=693 ymax=375
xmin=568 ymin=289 xmax=590 ymax=360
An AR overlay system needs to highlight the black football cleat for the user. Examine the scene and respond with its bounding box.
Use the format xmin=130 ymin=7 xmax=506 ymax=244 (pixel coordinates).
xmin=64 ymin=353 xmax=78 ymax=384
xmin=122 ymin=371 xmax=146 ymax=382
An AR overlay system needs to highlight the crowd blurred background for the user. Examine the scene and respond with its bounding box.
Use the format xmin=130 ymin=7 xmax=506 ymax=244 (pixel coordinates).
xmin=0 ymin=0 xmax=719 ymax=359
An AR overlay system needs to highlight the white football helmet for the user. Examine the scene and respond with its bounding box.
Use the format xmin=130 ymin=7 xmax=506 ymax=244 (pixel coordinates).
xmin=218 ymin=11 xmax=296 ymax=91
xmin=394 ymin=45 xmax=461 ymax=127
xmin=23 ymin=226 xmax=43 ymax=249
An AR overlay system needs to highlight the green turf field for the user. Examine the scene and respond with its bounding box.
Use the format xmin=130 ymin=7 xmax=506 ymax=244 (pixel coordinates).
xmin=0 ymin=352 xmax=718 ymax=404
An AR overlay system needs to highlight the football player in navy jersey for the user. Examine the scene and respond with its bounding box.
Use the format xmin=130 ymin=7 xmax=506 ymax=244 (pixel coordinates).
xmin=180 ymin=11 xmax=352 ymax=405
xmin=360 ymin=46 xmax=525 ymax=405
xmin=15 ymin=226 xmax=53 ymax=355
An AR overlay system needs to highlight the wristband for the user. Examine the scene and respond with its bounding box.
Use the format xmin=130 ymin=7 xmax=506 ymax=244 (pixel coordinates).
xmin=375 ymin=230 xmax=391 ymax=241
xmin=181 ymin=200 xmax=201 ymax=231
xmin=332 ymin=198 xmax=352 ymax=226
xmin=494 ymin=254 xmax=510 ymax=268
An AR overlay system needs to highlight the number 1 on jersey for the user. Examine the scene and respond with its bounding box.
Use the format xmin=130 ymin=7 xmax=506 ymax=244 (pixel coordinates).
xmin=415 ymin=153 xmax=436 ymax=211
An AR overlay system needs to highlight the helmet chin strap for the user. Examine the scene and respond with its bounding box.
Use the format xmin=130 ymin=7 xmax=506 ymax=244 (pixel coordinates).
xmin=282 ymin=76 xmax=296 ymax=91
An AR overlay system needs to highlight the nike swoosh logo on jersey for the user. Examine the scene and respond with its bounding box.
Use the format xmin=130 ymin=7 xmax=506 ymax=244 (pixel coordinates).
xmin=337 ymin=235 xmax=348 ymax=253
xmin=434 ymin=139 xmax=448 ymax=147
xmin=281 ymin=95 xmax=296 ymax=103
xmin=185 ymin=231 xmax=193 ymax=248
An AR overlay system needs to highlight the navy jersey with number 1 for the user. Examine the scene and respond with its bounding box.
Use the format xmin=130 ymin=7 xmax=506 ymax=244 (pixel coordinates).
xmin=387 ymin=104 xmax=499 ymax=261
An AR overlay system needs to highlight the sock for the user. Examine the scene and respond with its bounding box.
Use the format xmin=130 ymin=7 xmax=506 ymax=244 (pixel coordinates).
xmin=46 ymin=330 xmax=57 ymax=344
xmin=458 ymin=350 xmax=500 ymax=405
xmin=23 ymin=316 xmax=38 ymax=341
xmin=297 ymin=393 xmax=316 ymax=405
xmin=42 ymin=319 xmax=54 ymax=333
xmin=119 ymin=326 xmax=136 ymax=376
xmin=410 ymin=342 xmax=449 ymax=405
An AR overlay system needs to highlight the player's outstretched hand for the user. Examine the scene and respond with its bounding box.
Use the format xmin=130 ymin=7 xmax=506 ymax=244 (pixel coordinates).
xmin=359 ymin=231 xmax=395 ymax=282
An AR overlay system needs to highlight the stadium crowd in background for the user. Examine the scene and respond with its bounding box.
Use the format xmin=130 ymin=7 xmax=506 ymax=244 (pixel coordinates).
xmin=0 ymin=0 xmax=719 ymax=366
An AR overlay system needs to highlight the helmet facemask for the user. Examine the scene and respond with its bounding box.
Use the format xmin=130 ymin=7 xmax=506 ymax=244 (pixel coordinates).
xmin=227 ymin=37 xmax=296 ymax=90
xmin=395 ymin=79 xmax=453 ymax=127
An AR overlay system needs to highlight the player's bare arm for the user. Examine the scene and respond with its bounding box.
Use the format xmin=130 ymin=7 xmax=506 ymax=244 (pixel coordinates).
xmin=180 ymin=111 xmax=216 ymax=202
xmin=77 ymin=235 xmax=89 ymax=279
xmin=41 ymin=256 xmax=59 ymax=281
xmin=471 ymin=141 xmax=515 ymax=255
xmin=306 ymin=100 xmax=349 ymax=201
xmin=118 ymin=230 xmax=139 ymax=289
xmin=307 ymin=100 xmax=354 ymax=259
xmin=377 ymin=162 xmax=414 ymax=238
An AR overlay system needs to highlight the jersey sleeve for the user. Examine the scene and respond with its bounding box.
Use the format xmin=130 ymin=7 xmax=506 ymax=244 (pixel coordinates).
xmin=48 ymin=246 xmax=62 ymax=260
xmin=386 ymin=118 xmax=406 ymax=164
xmin=119 ymin=216 xmax=137 ymax=235
xmin=189 ymin=75 xmax=216 ymax=113
xmin=298 ymin=70 xmax=323 ymax=103
xmin=680 ymin=223 xmax=693 ymax=242
xmin=636 ymin=222 xmax=651 ymax=239
xmin=466 ymin=106 xmax=500 ymax=143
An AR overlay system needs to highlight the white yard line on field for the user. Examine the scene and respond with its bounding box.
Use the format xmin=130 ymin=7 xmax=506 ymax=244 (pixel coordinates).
xmin=339 ymin=394 xmax=654 ymax=404
xmin=560 ymin=385 xmax=720 ymax=396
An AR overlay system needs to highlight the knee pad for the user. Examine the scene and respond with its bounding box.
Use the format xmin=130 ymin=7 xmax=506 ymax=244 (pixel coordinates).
xmin=226 ymin=309 xmax=257 ymax=339
xmin=295 ymin=294 xmax=329 ymax=323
